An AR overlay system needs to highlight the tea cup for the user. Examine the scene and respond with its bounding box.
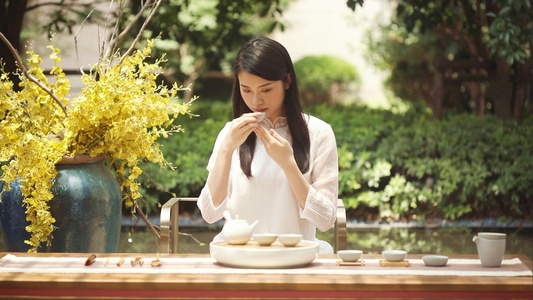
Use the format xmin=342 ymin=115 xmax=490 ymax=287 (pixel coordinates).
xmin=256 ymin=112 xmax=266 ymax=122
xmin=278 ymin=234 xmax=302 ymax=247
xmin=338 ymin=250 xmax=363 ymax=262
xmin=382 ymin=250 xmax=407 ymax=262
xmin=252 ymin=233 xmax=277 ymax=246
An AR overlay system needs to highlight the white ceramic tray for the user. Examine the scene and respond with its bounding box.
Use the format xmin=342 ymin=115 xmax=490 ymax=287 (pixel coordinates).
xmin=210 ymin=240 xmax=319 ymax=269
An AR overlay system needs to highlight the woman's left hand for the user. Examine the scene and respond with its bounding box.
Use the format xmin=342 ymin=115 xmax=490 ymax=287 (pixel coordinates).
xmin=254 ymin=125 xmax=295 ymax=168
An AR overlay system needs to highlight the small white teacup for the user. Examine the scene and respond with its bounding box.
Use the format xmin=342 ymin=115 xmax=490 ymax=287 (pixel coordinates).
xmin=382 ymin=250 xmax=407 ymax=262
xmin=278 ymin=234 xmax=302 ymax=247
xmin=252 ymin=233 xmax=277 ymax=246
xmin=338 ymin=250 xmax=363 ymax=262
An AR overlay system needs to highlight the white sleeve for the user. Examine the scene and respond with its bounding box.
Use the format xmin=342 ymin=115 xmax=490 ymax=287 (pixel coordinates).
xmin=196 ymin=122 xmax=232 ymax=223
xmin=300 ymin=123 xmax=338 ymax=232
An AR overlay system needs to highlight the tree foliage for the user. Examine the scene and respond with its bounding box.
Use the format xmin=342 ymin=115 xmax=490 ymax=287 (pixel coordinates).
xmin=350 ymin=0 xmax=533 ymax=121
xmin=117 ymin=0 xmax=290 ymax=97
xmin=1 ymin=0 xmax=289 ymax=95
xmin=1 ymin=1 xmax=110 ymax=81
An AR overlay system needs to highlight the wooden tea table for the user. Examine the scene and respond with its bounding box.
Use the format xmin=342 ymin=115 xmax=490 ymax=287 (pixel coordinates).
xmin=0 ymin=252 xmax=531 ymax=299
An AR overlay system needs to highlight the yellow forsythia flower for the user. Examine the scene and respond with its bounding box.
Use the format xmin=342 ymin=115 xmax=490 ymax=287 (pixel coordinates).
xmin=0 ymin=39 xmax=192 ymax=252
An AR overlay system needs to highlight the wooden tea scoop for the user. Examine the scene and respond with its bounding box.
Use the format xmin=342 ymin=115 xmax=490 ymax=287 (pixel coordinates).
xmin=151 ymin=252 xmax=161 ymax=267
xmin=84 ymin=254 xmax=97 ymax=266
xmin=116 ymin=257 xmax=125 ymax=266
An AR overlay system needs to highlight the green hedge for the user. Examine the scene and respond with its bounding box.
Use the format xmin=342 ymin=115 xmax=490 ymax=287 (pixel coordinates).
xmin=307 ymin=103 xmax=532 ymax=221
xmin=294 ymin=55 xmax=361 ymax=105
xmin=137 ymin=101 xmax=232 ymax=212
xmin=140 ymin=101 xmax=533 ymax=221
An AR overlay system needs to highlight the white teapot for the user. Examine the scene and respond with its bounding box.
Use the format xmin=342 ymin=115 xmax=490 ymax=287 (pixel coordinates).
xmin=221 ymin=210 xmax=259 ymax=245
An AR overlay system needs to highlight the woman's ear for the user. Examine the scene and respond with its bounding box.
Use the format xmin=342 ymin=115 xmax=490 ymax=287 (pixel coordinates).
xmin=285 ymin=73 xmax=292 ymax=89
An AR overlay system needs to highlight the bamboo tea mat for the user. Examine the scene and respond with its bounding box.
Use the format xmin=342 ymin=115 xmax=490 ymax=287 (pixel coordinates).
xmin=0 ymin=254 xmax=531 ymax=277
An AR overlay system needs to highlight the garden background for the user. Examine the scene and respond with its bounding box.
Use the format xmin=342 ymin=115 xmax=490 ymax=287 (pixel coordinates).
xmin=1 ymin=0 xmax=531 ymax=257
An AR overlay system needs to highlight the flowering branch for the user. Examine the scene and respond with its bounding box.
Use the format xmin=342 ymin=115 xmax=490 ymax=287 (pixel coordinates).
xmin=0 ymin=32 xmax=69 ymax=118
xmin=111 ymin=160 xmax=160 ymax=247
xmin=1 ymin=2 xmax=194 ymax=253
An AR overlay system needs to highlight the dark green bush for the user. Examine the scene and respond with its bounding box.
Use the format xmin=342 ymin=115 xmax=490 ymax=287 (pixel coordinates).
xmin=375 ymin=113 xmax=533 ymax=221
xmin=294 ymin=55 xmax=361 ymax=105
xmin=137 ymin=100 xmax=231 ymax=210
xmin=309 ymin=103 xmax=532 ymax=221
xmin=140 ymin=101 xmax=532 ymax=222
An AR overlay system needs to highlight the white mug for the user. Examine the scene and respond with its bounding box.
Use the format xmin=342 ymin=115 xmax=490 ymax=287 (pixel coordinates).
xmin=472 ymin=232 xmax=506 ymax=267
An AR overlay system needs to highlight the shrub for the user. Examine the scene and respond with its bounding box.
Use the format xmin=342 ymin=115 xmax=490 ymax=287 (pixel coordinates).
xmin=309 ymin=103 xmax=532 ymax=222
xmin=140 ymin=101 xmax=533 ymax=222
xmin=137 ymin=100 xmax=231 ymax=212
xmin=294 ymin=55 xmax=361 ymax=105
xmin=376 ymin=113 xmax=533 ymax=221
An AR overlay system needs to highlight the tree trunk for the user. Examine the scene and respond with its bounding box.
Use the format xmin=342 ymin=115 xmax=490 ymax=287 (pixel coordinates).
xmin=449 ymin=81 xmax=463 ymax=114
xmin=0 ymin=0 xmax=28 ymax=81
xmin=465 ymin=81 xmax=486 ymax=117
xmin=182 ymin=57 xmax=207 ymax=102
xmin=432 ymin=67 xmax=444 ymax=120
xmin=489 ymin=57 xmax=513 ymax=119
xmin=512 ymin=82 xmax=527 ymax=122
xmin=512 ymin=59 xmax=533 ymax=122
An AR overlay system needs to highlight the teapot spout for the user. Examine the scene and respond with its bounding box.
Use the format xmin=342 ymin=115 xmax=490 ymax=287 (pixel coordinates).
xmin=250 ymin=220 xmax=259 ymax=231
xmin=472 ymin=236 xmax=479 ymax=243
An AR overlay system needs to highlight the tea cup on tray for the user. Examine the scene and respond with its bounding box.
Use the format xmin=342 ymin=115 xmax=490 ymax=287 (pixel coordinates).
xmin=252 ymin=233 xmax=278 ymax=246
xmin=382 ymin=250 xmax=407 ymax=262
xmin=278 ymin=234 xmax=303 ymax=247
xmin=337 ymin=250 xmax=363 ymax=262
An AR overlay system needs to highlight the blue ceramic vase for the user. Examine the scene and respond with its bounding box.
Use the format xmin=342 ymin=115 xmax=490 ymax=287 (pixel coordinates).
xmin=0 ymin=157 xmax=122 ymax=252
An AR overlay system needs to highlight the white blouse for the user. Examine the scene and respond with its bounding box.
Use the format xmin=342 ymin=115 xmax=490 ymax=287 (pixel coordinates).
xmin=197 ymin=114 xmax=339 ymax=252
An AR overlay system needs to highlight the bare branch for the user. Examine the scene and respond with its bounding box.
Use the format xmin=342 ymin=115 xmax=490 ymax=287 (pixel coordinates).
xmin=104 ymin=0 xmax=161 ymax=60
xmin=26 ymin=0 xmax=105 ymax=12
xmin=118 ymin=0 xmax=163 ymax=65
xmin=178 ymin=232 xmax=205 ymax=247
xmin=104 ymin=0 xmax=153 ymax=58
xmin=100 ymin=0 xmax=124 ymax=64
xmin=0 ymin=32 xmax=69 ymax=117
xmin=111 ymin=160 xmax=160 ymax=246
xmin=74 ymin=10 xmax=95 ymax=75
xmin=106 ymin=1 xmax=123 ymax=48
xmin=98 ymin=0 xmax=118 ymax=62
xmin=135 ymin=203 xmax=161 ymax=247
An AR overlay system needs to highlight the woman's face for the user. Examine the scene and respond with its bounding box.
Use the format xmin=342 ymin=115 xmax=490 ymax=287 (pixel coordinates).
xmin=238 ymin=71 xmax=290 ymax=122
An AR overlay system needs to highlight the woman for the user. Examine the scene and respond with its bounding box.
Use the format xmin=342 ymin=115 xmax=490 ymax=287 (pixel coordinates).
xmin=197 ymin=36 xmax=338 ymax=253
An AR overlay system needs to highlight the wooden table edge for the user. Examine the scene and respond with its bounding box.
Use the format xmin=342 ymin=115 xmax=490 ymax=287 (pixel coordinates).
xmin=0 ymin=252 xmax=531 ymax=299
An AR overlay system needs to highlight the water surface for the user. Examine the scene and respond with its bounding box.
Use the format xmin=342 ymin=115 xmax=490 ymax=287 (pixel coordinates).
xmin=119 ymin=226 xmax=533 ymax=260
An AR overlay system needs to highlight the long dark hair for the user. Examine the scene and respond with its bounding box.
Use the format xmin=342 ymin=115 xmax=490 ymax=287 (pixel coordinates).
xmin=232 ymin=36 xmax=310 ymax=177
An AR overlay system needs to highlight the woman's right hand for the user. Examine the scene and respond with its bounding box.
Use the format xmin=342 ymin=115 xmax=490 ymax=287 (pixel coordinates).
xmin=221 ymin=112 xmax=262 ymax=151
xmin=207 ymin=112 xmax=262 ymax=207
